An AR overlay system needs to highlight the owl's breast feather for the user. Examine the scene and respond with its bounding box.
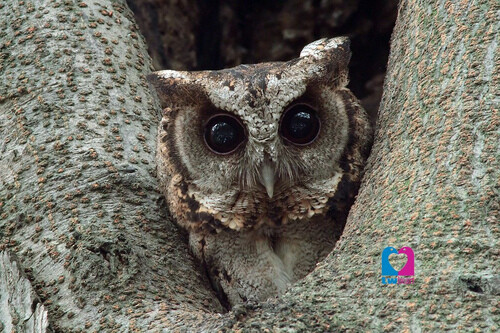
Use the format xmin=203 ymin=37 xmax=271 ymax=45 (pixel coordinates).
xmin=168 ymin=173 xmax=343 ymax=232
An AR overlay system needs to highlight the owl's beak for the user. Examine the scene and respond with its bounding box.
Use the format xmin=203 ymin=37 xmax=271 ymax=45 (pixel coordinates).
xmin=259 ymin=162 xmax=275 ymax=199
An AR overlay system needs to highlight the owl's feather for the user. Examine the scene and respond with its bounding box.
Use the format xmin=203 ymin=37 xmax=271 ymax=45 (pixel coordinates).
xmin=149 ymin=37 xmax=372 ymax=306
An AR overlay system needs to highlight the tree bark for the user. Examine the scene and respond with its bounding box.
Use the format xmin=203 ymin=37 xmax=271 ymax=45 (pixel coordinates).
xmin=0 ymin=252 xmax=48 ymax=333
xmin=1 ymin=0 xmax=498 ymax=332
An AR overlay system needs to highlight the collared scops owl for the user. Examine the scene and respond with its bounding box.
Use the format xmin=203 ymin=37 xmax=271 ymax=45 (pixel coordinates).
xmin=148 ymin=37 xmax=372 ymax=307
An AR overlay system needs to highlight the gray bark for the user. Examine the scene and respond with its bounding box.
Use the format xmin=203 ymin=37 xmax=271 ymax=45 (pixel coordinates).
xmin=0 ymin=0 xmax=498 ymax=332
xmin=0 ymin=252 xmax=48 ymax=333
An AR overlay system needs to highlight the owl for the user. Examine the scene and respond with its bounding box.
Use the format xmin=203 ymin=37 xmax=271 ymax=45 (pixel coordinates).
xmin=148 ymin=37 xmax=372 ymax=307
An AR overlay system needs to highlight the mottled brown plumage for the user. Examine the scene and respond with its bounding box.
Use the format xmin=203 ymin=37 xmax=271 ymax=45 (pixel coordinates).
xmin=148 ymin=37 xmax=372 ymax=306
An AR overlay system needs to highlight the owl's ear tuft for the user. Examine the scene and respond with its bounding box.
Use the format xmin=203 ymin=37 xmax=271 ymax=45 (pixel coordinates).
xmin=300 ymin=37 xmax=350 ymax=60
xmin=147 ymin=70 xmax=206 ymax=108
xmin=298 ymin=37 xmax=351 ymax=88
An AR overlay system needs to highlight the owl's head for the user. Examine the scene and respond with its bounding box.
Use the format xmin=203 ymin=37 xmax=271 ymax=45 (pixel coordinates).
xmin=148 ymin=37 xmax=372 ymax=232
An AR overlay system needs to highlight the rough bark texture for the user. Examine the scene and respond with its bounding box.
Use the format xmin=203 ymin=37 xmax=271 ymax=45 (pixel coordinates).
xmin=1 ymin=0 xmax=498 ymax=332
xmin=0 ymin=252 xmax=48 ymax=333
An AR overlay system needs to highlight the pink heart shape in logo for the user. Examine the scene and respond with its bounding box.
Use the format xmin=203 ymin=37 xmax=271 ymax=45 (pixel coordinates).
xmin=398 ymin=247 xmax=414 ymax=276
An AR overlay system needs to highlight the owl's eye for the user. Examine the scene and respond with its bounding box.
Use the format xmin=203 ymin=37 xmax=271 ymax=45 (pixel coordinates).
xmin=204 ymin=114 xmax=246 ymax=154
xmin=280 ymin=103 xmax=320 ymax=145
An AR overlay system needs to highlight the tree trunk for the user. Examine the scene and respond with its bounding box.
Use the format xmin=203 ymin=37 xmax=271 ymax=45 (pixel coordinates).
xmin=1 ymin=0 xmax=498 ymax=332
xmin=0 ymin=252 xmax=48 ymax=333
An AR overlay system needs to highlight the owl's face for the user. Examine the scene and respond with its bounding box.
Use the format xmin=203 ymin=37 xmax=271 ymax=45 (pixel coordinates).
xmin=149 ymin=38 xmax=371 ymax=232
